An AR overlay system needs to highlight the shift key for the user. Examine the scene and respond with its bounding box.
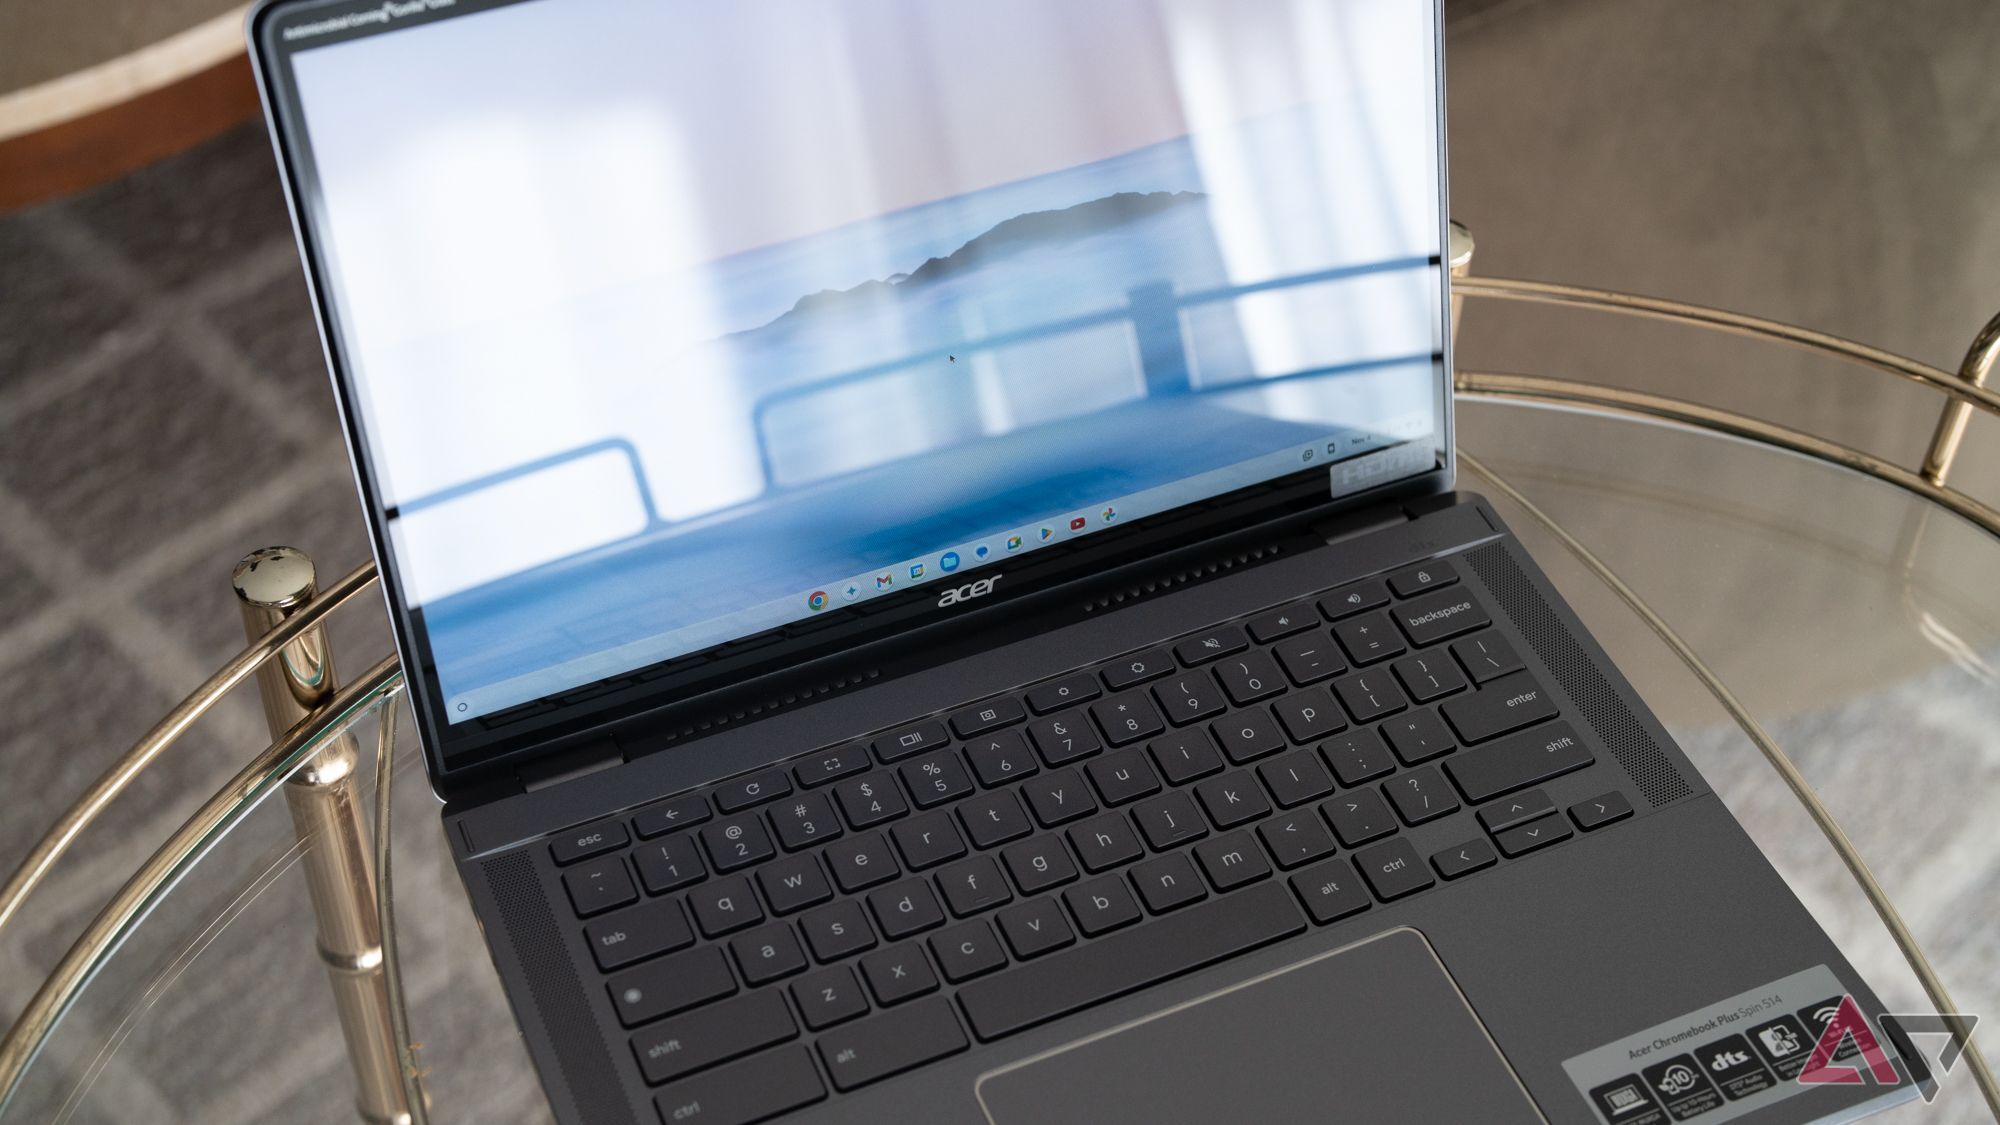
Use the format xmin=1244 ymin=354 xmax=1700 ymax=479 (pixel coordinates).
xmin=1440 ymin=670 xmax=1558 ymax=743
xmin=1444 ymin=722 xmax=1594 ymax=804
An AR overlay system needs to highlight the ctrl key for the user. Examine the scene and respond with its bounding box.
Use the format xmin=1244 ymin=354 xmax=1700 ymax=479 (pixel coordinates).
xmin=654 ymin=1045 xmax=824 ymax=1125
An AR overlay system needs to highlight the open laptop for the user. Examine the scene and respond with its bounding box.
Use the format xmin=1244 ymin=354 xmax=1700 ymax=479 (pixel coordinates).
xmin=247 ymin=1 xmax=1928 ymax=1121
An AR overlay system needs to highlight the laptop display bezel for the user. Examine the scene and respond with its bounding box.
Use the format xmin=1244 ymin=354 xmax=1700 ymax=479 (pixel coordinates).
xmin=245 ymin=0 xmax=1456 ymax=792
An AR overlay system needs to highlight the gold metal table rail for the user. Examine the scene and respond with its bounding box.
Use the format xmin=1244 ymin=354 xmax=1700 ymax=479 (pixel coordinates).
xmin=2 ymin=223 xmax=1996 ymax=1119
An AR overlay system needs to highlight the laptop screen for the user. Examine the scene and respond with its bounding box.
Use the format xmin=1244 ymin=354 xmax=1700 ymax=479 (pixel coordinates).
xmin=263 ymin=0 xmax=1448 ymax=727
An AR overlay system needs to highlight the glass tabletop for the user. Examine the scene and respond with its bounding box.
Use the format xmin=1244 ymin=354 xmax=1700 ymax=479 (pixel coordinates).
xmin=3 ymin=394 xmax=1995 ymax=1124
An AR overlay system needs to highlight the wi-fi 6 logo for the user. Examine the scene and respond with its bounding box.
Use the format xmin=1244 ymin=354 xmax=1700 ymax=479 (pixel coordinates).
xmin=937 ymin=575 xmax=1002 ymax=607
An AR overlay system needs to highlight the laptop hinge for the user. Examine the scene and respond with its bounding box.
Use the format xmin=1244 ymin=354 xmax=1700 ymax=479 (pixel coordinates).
xmin=518 ymin=737 xmax=624 ymax=793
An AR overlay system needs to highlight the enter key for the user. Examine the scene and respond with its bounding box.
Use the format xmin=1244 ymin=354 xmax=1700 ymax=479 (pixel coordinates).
xmin=1440 ymin=670 xmax=1558 ymax=743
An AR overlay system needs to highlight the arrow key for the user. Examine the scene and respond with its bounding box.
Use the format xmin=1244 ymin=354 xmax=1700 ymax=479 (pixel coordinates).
xmin=1430 ymin=838 xmax=1497 ymax=880
xmin=1569 ymin=790 xmax=1635 ymax=831
xmin=1475 ymin=789 xmax=1556 ymax=834
xmin=1492 ymin=814 xmax=1573 ymax=858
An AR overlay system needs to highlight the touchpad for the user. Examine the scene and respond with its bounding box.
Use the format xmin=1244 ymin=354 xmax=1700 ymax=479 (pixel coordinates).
xmin=975 ymin=927 xmax=1544 ymax=1125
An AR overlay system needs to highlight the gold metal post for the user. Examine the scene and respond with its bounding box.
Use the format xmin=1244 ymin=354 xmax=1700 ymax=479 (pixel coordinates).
xmin=1922 ymin=310 xmax=2000 ymax=485
xmin=233 ymin=548 xmax=412 ymax=1125
xmin=1448 ymin=220 xmax=1474 ymax=339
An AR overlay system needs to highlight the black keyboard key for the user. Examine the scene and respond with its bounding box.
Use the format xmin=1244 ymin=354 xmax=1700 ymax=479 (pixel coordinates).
xmin=1493 ymin=815 xmax=1573 ymax=857
xmin=757 ymin=853 xmax=833 ymax=915
xmin=1091 ymin=691 xmax=1165 ymax=746
xmin=964 ymin=731 xmax=1039 ymax=787
xmin=1332 ymin=669 xmax=1407 ymax=723
xmin=1388 ymin=559 xmax=1458 ymax=597
xmin=1320 ymin=732 xmax=1396 ymax=786
xmin=730 ymin=922 xmax=808 ymax=985
xmin=1026 ymin=710 xmax=1101 ymax=766
xmin=714 ymin=771 xmax=791 ymax=813
xmin=1063 ymin=875 xmax=1143 ymax=936
xmin=609 ymin=945 xmax=735 ymax=1027
xmin=800 ymin=900 xmax=876 ymax=962
xmin=653 ymin=1046 xmax=825 ymax=1125
xmin=832 ymin=772 xmax=908 ymax=828
xmin=957 ymin=789 xmax=1032 ymax=849
xmin=1441 ymin=670 xmax=1559 ymax=744
xmin=1381 ymin=708 xmax=1456 ymax=765
xmin=937 ymin=854 xmax=1013 ymax=916
xmin=891 ymin=811 xmax=966 ymax=870
xmin=1215 ymin=650 xmax=1286 ymax=704
xmin=1129 ymin=851 xmax=1207 ymax=913
xmin=818 ymin=996 xmax=966 ymax=1089
xmin=1451 ymin=631 xmax=1523 ymax=684
xmin=1131 ymin=791 xmax=1207 ymax=850
xmin=1086 ymin=748 xmax=1162 ymax=805
xmin=1353 ymin=838 xmax=1433 ymax=901
xmin=1257 ymin=750 xmax=1335 ymax=807
xmin=551 ymin=819 xmax=628 ymax=866
xmin=1444 ymin=721 xmax=1594 ymax=803
xmin=792 ymin=965 xmax=868 ymax=1030
xmin=858 ymin=943 xmax=939 ymax=1006
xmin=564 ymin=856 xmax=638 ymax=918
xmin=959 ymin=882 xmax=1304 ymax=1040
xmin=587 ymin=899 xmax=694 ymax=971
xmin=868 ymin=879 xmax=945 ymax=939
xmin=1318 ymin=578 xmax=1390 ymax=620
xmin=1212 ymin=708 xmax=1286 ymax=763
xmin=874 ymin=720 xmax=949 ymax=762
xmin=1569 ymin=791 xmax=1634 ymax=831
xmin=1001 ymin=834 xmax=1079 ymax=894
xmin=794 ymin=745 xmax=871 ymax=788
xmin=1289 ymin=860 xmax=1371 ymax=924
xmin=700 ymin=814 xmax=775 ymax=873
xmin=899 ymin=751 xmax=975 ymax=809
xmin=1102 ymin=648 xmax=1175 ymax=689
xmin=1148 ymin=729 xmax=1224 ymax=785
xmin=1272 ymin=633 xmax=1345 ymax=685
xmin=822 ymin=833 xmax=899 ymax=893
xmin=1322 ymin=790 xmax=1397 ymax=847
xmin=949 ymin=696 xmax=1026 ymax=738
xmin=1431 ymin=838 xmax=1496 ymax=880
xmin=631 ymin=989 xmax=797 ymax=1085
xmin=1258 ymin=810 xmax=1338 ymax=869
xmin=1022 ymin=768 xmax=1098 ymax=826
xmin=1333 ymin=611 xmax=1407 ymax=666
xmin=634 ymin=793 xmax=711 ymax=838
xmin=688 ymin=876 xmax=764 ymax=937
xmin=1384 ymin=765 xmax=1460 ymax=825
xmin=1026 ymin=674 xmax=1101 ymax=714
xmin=633 ymin=835 xmax=707 ymax=895
xmin=1271 ymin=690 xmax=1347 ymax=743
xmin=1477 ymin=789 xmax=1556 ymax=834
xmin=1246 ymin=603 xmax=1316 ymax=643
xmin=1151 ymin=672 xmax=1226 ymax=725
xmin=1393 ymin=587 xmax=1492 ymax=646
xmin=1392 ymin=652 xmax=1467 ymax=703
xmin=1195 ymin=831 xmax=1272 ymax=890
xmin=1066 ymin=813 xmax=1144 ymax=873
xmin=1194 ymin=771 xmax=1271 ymax=829
xmin=769 ymin=792 xmax=843 ymax=851
xmin=996 ymin=896 xmax=1075 ymax=959
xmin=929 ymin=919 xmax=1008 ymax=982
xmin=1173 ymin=624 xmax=1247 ymax=665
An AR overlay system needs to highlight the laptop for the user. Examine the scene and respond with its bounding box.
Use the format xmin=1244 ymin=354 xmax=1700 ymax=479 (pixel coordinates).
xmin=247 ymin=1 xmax=1928 ymax=1121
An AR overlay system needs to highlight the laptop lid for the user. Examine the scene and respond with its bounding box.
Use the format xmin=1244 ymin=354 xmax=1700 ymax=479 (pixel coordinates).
xmin=249 ymin=0 xmax=1454 ymax=787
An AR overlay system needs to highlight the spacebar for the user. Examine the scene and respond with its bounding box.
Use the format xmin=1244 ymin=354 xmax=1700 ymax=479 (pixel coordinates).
xmin=956 ymin=883 xmax=1305 ymax=1041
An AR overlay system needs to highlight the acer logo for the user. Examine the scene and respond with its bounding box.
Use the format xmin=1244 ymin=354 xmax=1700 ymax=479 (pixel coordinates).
xmin=937 ymin=575 xmax=1002 ymax=607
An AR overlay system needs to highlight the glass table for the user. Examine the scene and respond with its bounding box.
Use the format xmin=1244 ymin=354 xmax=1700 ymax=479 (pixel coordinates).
xmin=2 ymin=266 xmax=1996 ymax=1124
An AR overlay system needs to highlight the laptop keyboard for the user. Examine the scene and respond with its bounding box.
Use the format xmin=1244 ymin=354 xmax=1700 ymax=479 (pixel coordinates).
xmin=545 ymin=557 xmax=1637 ymax=1124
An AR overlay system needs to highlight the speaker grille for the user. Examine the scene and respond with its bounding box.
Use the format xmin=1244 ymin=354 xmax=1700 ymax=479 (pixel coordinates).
xmin=1465 ymin=543 xmax=1691 ymax=807
xmin=480 ymin=852 xmax=635 ymax=1122
xmin=1081 ymin=544 xmax=1285 ymax=613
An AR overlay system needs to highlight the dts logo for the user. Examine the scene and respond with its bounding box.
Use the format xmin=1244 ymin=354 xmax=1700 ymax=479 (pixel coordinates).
xmin=937 ymin=575 xmax=1002 ymax=607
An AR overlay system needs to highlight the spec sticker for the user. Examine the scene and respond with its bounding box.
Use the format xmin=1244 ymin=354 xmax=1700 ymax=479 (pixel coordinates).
xmin=1560 ymin=964 xmax=1902 ymax=1124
